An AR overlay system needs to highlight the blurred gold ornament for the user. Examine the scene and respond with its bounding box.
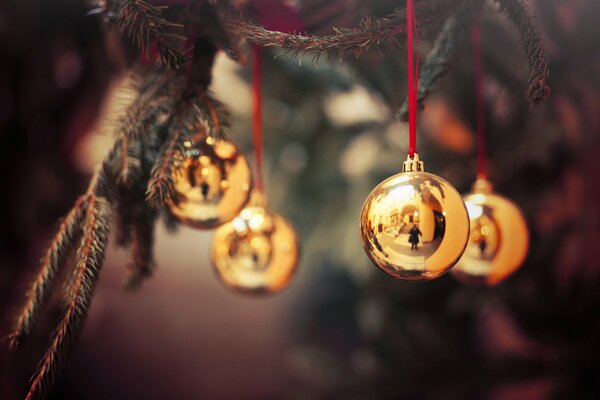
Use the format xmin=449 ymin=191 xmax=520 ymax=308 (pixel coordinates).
xmin=168 ymin=136 xmax=252 ymax=229
xmin=452 ymin=178 xmax=529 ymax=285
xmin=211 ymin=192 xmax=299 ymax=294
xmin=360 ymin=153 xmax=470 ymax=281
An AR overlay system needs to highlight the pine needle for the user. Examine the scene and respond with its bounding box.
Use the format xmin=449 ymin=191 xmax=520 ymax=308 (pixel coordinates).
xmin=114 ymin=0 xmax=186 ymax=69
xmin=224 ymin=0 xmax=455 ymax=62
xmin=496 ymin=0 xmax=550 ymax=105
xmin=25 ymin=196 xmax=110 ymax=400
xmin=398 ymin=0 xmax=483 ymax=120
xmin=123 ymin=207 xmax=157 ymax=290
xmin=8 ymin=196 xmax=88 ymax=349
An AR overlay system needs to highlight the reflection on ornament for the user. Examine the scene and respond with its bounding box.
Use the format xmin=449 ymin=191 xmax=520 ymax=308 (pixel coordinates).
xmin=211 ymin=193 xmax=299 ymax=294
xmin=168 ymin=136 xmax=252 ymax=229
xmin=360 ymin=154 xmax=470 ymax=281
xmin=452 ymin=178 xmax=529 ymax=285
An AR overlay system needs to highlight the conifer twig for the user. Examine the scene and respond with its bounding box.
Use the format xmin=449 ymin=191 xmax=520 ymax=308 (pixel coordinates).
xmin=224 ymin=0 xmax=455 ymax=62
xmin=145 ymin=111 xmax=189 ymax=206
xmin=123 ymin=207 xmax=157 ymax=290
xmin=398 ymin=0 xmax=483 ymax=120
xmin=114 ymin=0 xmax=186 ymax=69
xmin=145 ymin=93 xmax=221 ymax=206
xmin=25 ymin=195 xmax=110 ymax=400
xmin=8 ymin=197 xmax=88 ymax=349
xmin=496 ymin=0 xmax=550 ymax=105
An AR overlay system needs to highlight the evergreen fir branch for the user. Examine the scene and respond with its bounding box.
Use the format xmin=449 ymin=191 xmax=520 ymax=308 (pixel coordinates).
xmin=200 ymin=91 xmax=231 ymax=138
xmin=123 ymin=207 xmax=157 ymax=290
xmin=496 ymin=0 xmax=550 ymax=105
xmin=398 ymin=0 xmax=482 ymax=120
xmin=7 ymin=196 xmax=88 ymax=350
xmin=145 ymin=110 xmax=190 ymax=206
xmin=25 ymin=195 xmax=110 ymax=400
xmin=115 ymin=71 xmax=186 ymax=186
xmin=224 ymin=0 xmax=456 ymax=62
xmin=118 ymin=135 xmax=143 ymax=186
xmin=114 ymin=0 xmax=186 ymax=69
xmin=146 ymin=92 xmax=218 ymax=206
xmin=162 ymin=208 xmax=180 ymax=233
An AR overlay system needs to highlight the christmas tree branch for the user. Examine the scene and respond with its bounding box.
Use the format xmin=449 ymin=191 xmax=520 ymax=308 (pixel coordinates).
xmin=398 ymin=0 xmax=483 ymax=120
xmin=115 ymin=69 xmax=184 ymax=185
xmin=224 ymin=0 xmax=456 ymax=62
xmin=145 ymin=109 xmax=190 ymax=206
xmin=25 ymin=195 xmax=110 ymax=400
xmin=123 ymin=207 xmax=157 ymax=290
xmin=495 ymin=0 xmax=550 ymax=105
xmin=146 ymin=91 xmax=227 ymax=206
xmin=201 ymin=92 xmax=231 ymax=137
xmin=8 ymin=197 xmax=87 ymax=349
xmin=113 ymin=0 xmax=186 ymax=69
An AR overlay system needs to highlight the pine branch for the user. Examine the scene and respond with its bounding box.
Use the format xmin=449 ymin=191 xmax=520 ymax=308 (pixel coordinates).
xmin=8 ymin=197 xmax=88 ymax=349
xmin=224 ymin=0 xmax=456 ymax=63
xmin=495 ymin=0 xmax=550 ymax=105
xmin=200 ymin=91 xmax=231 ymax=138
xmin=114 ymin=0 xmax=186 ymax=69
xmin=145 ymin=93 xmax=218 ymax=206
xmin=115 ymin=70 xmax=186 ymax=186
xmin=25 ymin=196 xmax=110 ymax=400
xmin=145 ymin=111 xmax=189 ymax=206
xmin=123 ymin=207 xmax=157 ymax=290
xmin=398 ymin=0 xmax=483 ymax=120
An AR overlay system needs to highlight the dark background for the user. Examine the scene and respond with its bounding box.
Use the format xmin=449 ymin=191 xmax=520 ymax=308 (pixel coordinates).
xmin=1 ymin=0 xmax=599 ymax=399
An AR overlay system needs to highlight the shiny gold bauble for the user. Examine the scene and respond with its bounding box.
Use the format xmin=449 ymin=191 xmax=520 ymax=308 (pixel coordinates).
xmin=360 ymin=154 xmax=470 ymax=281
xmin=452 ymin=178 xmax=529 ymax=285
xmin=211 ymin=193 xmax=299 ymax=294
xmin=168 ymin=136 xmax=252 ymax=229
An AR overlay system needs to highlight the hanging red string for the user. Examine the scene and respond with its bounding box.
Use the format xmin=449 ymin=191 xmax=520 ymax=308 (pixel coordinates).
xmin=252 ymin=44 xmax=265 ymax=193
xmin=406 ymin=0 xmax=419 ymax=158
xmin=471 ymin=22 xmax=488 ymax=179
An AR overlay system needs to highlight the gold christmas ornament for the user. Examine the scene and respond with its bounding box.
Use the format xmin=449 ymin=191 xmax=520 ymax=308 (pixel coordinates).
xmin=211 ymin=192 xmax=299 ymax=294
xmin=452 ymin=178 xmax=529 ymax=285
xmin=360 ymin=154 xmax=470 ymax=281
xmin=169 ymin=136 xmax=252 ymax=229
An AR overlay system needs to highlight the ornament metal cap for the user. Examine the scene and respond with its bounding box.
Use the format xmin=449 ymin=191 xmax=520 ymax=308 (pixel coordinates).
xmin=472 ymin=176 xmax=494 ymax=193
xmin=402 ymin=152 xmax=425 ymax=172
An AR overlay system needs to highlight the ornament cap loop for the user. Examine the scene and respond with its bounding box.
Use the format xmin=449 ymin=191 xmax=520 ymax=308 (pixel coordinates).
xmin=402 ymin=153 xmax=425 ymax=173
xmin=249 ymin=189 xmax=268 ymax=208
xmin=472 ymin=177 xmax=494 ymax=193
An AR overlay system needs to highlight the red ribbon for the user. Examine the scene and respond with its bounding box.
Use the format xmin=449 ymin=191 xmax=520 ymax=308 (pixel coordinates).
xmin=406 ymin=0 xmax=419 ymax=158
xmin=471 ymin=22 xmax=487 ymax=179
xmin=252 ymin=44 xmax=264 ymax=193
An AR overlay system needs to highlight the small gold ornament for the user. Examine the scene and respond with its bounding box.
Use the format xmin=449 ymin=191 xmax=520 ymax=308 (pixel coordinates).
xmin=360 ymin=153 xmax=470 ymax=281
xmin=452 ymin=178 xmax=529 ymax=285
xmin=211 ymin=192 xmax=299 ymax=294
xmin=169 ymin=136 xmax=252 ymax=229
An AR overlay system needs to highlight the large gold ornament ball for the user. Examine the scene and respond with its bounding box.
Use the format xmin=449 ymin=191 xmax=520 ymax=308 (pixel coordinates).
xmin=211 ymin=195 xmax=299 ymax=294
xmin=452 ymin=178 xmax=529 ymax=285
xmin=168 ymin=136 xmax=252 ymax=229
xmin=360 ymin=156 xmax=470 ymax=281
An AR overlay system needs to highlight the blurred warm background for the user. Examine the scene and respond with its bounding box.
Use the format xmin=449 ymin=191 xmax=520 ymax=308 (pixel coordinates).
xmin=1 ymin=0 xmax=599 ymax=399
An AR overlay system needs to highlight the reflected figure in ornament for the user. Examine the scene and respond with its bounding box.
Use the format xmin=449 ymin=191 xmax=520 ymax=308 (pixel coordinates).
xmin=408 ymin=224 xmax=422 ymax=250
xmin=228 ymin=227 xmax=274 ymax=272
xmin=478 ymin=236 xmax=488 ymax=256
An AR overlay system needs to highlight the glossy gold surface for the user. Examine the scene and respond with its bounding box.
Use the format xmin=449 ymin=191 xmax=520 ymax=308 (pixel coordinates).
xmin=168 ymin=136 xmax=252 ymax=229
xmin=452 ymin=178 xmax=529 ymax=285
xmin=360 ymin=158 xmax=470 ymax=281
xmin=211 ymin=194 xmax=299 ymax=294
